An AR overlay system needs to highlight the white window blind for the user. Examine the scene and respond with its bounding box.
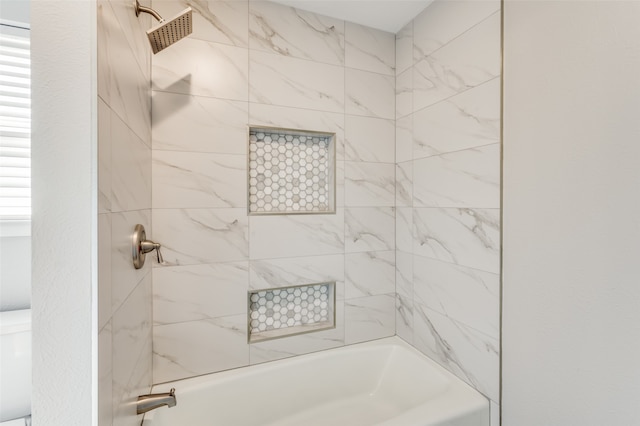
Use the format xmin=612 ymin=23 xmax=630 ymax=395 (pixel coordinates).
xmin=0 ymin=26 xmax=31 ymax=220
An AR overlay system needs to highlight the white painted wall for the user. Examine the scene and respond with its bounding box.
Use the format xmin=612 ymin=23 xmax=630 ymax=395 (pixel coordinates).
xmin=30 ymin=0 xmax=97 ymax=424
xmin=502 ymin=1 xmax=640 ymax=425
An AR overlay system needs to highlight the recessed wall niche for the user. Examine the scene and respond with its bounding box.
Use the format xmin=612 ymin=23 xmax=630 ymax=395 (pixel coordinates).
xmin=248 ymin=282 xmax=336 ymax=343
xmin=248 ymin=127 xmax=336 ymax=215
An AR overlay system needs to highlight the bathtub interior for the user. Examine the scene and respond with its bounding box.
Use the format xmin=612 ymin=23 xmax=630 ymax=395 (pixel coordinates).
xmin=142 ymin=337 xmax=488 ymax=426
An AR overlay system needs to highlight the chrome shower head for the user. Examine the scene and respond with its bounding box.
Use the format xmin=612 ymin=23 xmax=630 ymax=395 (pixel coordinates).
xmin=134 ymin=0 xmax=193 ymax=54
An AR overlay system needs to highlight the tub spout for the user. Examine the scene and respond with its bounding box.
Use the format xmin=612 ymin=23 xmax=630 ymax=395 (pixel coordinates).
xmin=137 ymin=388 xmax=176 ymax=415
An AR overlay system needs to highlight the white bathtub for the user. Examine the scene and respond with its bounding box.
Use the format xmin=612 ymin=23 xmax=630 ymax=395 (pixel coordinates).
xmin=142 ymin=337 xmax=489 ymax=426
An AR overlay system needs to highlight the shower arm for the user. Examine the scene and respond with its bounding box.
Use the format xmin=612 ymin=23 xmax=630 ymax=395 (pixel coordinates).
xmin=134 ymin=0 xmax=165 ymax=23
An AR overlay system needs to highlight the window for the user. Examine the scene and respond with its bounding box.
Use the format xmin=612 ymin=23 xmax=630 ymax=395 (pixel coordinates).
xmin=0 ymin=23 xmax=31 ymax=224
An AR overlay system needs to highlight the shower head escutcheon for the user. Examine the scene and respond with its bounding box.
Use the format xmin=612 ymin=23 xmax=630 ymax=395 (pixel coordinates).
xmin=134 ymin=0 xmax=193 ymax=54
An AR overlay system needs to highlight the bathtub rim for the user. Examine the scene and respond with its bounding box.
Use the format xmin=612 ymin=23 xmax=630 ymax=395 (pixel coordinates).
xmin=143 ymin=336 xmax=489 ymax=426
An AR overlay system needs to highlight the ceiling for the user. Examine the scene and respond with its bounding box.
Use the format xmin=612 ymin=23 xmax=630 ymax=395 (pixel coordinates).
xmin=270 ymin=0 xmax=435 ymax=33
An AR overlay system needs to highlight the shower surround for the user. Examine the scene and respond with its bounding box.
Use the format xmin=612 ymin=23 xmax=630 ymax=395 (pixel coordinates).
xmin=97 ymin=0 xmax=501 ymax=425
xmin=150 ymin=0 xmax=397 ymax=384
xmin=395 ymin=1 xmax=502 ymax=421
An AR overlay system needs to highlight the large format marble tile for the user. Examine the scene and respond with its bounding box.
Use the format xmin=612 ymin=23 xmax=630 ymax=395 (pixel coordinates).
xmin=111 ymin=109 xmax=151 ymax=212
xmin=112 ymin=275 xmax=152 ymax=416
xmin=152 ymin=151 xmax=246 ymax=208
xmin=110 ymin=209 xmax=151 ymax=314
xmin=413 ymin=144 xmax=500 ymax=208
xmin=249 ymin=210 xmax=345 ymax=259
xmin=345 ymin=162 xmax=395 ymax=207
xmin=414 ymin=256 xmax=499 ymax=338
xmin=345 ymin=22 xmax=394 ymax=75
xmin=249 ymin=103 xmax=344 ymax=160
xmin=250 ymin=50 xmax=344 ymax=113
xmin=413 ymin=11 xmax=501 ymax=111
xmin=153 ymin=37 xmax=248 ymax=101
xmin=345 ymin=294 xmax=395 ymax=344
xmin=345 ymin=207 xmax=395 ymax=253
xmin=98 ymin=214 xmax=112 ymax=331
xmin=345 ymin=251 xmax=395 ymax=299
xmin=108 ymin=0 xmax=151 ymax=76
xmin=396 ymin=115 xmax=413 ymax=163
xmin=413 ymin=78 xmax=500 ymax=159
xmin=153 ymin=208 xmax=249 ymax=265
xmin=152 ymin=91 xmax=248 ymax=154
xmin=344 ymin=115 xmax=395 ymax=163
xmin=153 ymin=315 xmax=249 ymax=383
xmin=112 ymin=337 xmax=152 ymax=426
xmin=413 ymin=207 xmax=500 ymax=273
xmin=153 ymin=262 xmax=249 ymax=325
xmin=346 ymin=68 xmax=395 ymax=119
xmin=98 ymin=99 xmax=112 ymax=214
xmin=396 ymin=293 xmax=414 ymax=344
xmin=396 ymin=67 xmax=413 ymax=119
xmin=395 ymin=207 xmax=413 ymax=253
xmin=98 ymin=0 xmax=151 ymax=142
xmin=396 ymin=250 xmax=413 ymax=299
xmin=413 ymin=304 xmax=499 ymax=402
xmin=395 ymin=21 xmax=413 ymax=75
xmin=249 ymin=254 xmax=344 ymax=291
xmin=249 ymin=1 xmax=344 ymax=65
xmin=396 ymin=161 xmax=413 ymax=207
xmin=249 ymin=300 xmax=345 ymax=364
xmin=154 ymin=0 xmax=249 ymax=47
xmin=413 ymin=0 xmax=500 ymax=60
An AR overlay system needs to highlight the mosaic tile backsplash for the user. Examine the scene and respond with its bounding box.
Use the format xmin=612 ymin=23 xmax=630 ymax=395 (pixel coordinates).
xmin=248 ymin=128 xmax=335 ymax=214
xmin=248 ymin=283 xmax=335 ymax=342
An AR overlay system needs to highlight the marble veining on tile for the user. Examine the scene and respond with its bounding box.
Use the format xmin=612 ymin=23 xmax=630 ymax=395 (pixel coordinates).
xmin=414 ymin=256 xmax=499 ymax=338
xmin=413 ymin=207 xmax=500 ymax=274
xmin=413 ymin=304 xmax=499 ymax=402
xmin=249 ymin=255 xmax=344 ymax=291
xmin=161 ymin=0 xmax=249 ymax=47
xmin=345 ymin=251 xmax=395 ymax=299
xmin=346 ymin=68 xmax=395 ymax=119
xmin=413 ymin=12 xmax=501 ymax=112
xmin=344 ymin=115 xmax=395 ymax=163
xmin=152 ymin=92 xmax=249 ymax=154
xmin=345 ymin=294 xmax=395 ymax=345
xmin=153 ymin=262 xmax=249 ymax=325
xmin=153 ymin=151 xmax=246 ymax=209
xmin=413 ymin=77 xmax=500 ymax=159
xmin=345 ymin=162 xmax=395 ymax=207
xmin=153 ymin=208 xmax=249 ymax=265
xmin=249 ymin=1 xmax=344 ymax=65
xmin=345 ymin=22 xmax=395 ymax=75
xmin=345 ymin=207 xmax=395 ymax=253
xmin=413 ymin=144 xmax=500 ymax=208
xmin=249 ymin=50 xmax=344 ymax=113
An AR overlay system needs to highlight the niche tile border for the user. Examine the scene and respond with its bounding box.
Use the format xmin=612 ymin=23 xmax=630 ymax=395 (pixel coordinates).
xmin=248 ymin=126 xmax=336 ymax=215
xmin=248 ymin=282 xmax=336 ymax=343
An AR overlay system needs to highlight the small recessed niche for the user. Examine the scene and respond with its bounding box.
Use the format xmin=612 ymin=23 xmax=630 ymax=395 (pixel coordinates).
xmin=248 ymin=126 xmax=336 ymax=215
xmin=248 ymin=282 xmax=336 ymax=343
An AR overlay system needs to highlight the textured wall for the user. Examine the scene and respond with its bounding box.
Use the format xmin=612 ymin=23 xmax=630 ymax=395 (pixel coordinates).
xmin=394 ymin=1 xmax=501 ymax=423
xmin=97 ymin=0 xmax=153 ymax=424
xmin=30 ymin=1 xmax=95 ymax=425
xmin=502 ymin=1 xmax=640 ymax=425
xmin=150 ymin=0 xmax=396 ymax=383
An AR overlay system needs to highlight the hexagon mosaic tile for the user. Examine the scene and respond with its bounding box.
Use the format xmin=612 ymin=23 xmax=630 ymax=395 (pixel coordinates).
xmin=248 ymin=283 xmax=335 ymax=342
xmin=248 ymin=128 xmax=335 ymax=214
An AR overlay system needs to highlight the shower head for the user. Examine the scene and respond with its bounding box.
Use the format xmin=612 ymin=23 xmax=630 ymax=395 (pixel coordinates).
xmin=134 ymin=0 xmax=193 ymax=54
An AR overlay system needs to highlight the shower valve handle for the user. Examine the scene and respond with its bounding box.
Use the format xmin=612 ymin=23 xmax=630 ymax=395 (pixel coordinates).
xmin=132 ymin=224 xmax=164 ymax=269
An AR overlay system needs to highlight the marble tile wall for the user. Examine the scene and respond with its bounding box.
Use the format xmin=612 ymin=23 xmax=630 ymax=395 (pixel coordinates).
xmin=395 ymin=0 xmax=501 ymax=423
xmin=97 ymin=0 xmax=153 ymax=424
xmin=150 ymin=0 xmax=396 ymax=384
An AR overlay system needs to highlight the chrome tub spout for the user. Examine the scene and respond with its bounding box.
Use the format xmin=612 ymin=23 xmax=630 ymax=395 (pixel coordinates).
xmin=137 ymin=388 xmax=177 ymax=415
